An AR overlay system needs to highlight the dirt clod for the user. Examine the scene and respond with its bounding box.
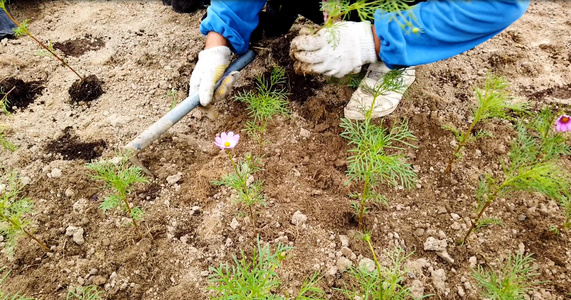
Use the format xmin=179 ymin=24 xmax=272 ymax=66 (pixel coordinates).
xmin=53 ymin=35 xmax=105 ymax=57
xmin=69 ymin=75 xmax=103 ymax=102
xmin=46 ymin=127 xmax=106 ymax=161
xmin=0 ymin=77 xmax=44 ymax=112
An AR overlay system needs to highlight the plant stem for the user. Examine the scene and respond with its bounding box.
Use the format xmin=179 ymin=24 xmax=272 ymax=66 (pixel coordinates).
xmin=226 ymin=150 xmax=256 ymax=227
xmin=357 ymin=167 xmax=372 ymax=231
xmin=259 ymin=122 xmax=265 ymax=158
xmin=1 ymin=8 xmax=83 ymax=80
xmin=366 ymin=237 xmax=385 ymax=298
xmin=462 ymin=182 xmax=507 ymax=243
xmin=445 ymin=120 xmax=477 ymax=173
xmin=0 ymin=211 xmax=50 ymax=252
xmin=120 ymin=192 xmax=142 ymax=240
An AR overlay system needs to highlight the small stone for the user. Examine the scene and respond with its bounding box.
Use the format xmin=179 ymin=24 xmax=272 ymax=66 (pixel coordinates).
xmin=518 ymin=214 xmax=527 ymax=221
xmin=65 ymin=188 xmax=76 ymax=198
xmin=359 ymin=258 xmax=375 ymax=272
xmin=431 ymin=268 xmax=447 ymax=292
xmin=468 ymin=256 xmax=477 ymax=268
xmin=20 ymin=176 xmax=31 ymax=185
xmin=341 ymin=247 xmax=353 ymax=258
xmin=457 ymin=286 xmax=466 ymax=297
xmin=50 ymin=168 xmax=62 ymax=178
xmin=410 ymin=280 xmax=425 ymax=299
xmin=71 ymin=228 xmax=85 ymax=245
xmin=339 ymin=235 xmax=350 ymax=247
xmin=336 ymin=257 xmax=352 ymax=272
xmin=450 ymin=213 xmax=460 ymax=220
xmin=414 ymin=228 xmax=425 ymax=237
xmin=78 ymin=277 xmax=85 ymax=286
xmin=91 ymin=275 xmax=107 ymax=286
xmin=230 ymin=218 xmax=240 ymax=230
xmin=166 ymin=174 xmax=182 ymax=185
xmin=334 ymin=159 xmax=346 ymax=167
xmin=424 ymin=237 xmax=447 ymax=251
xmin=200 ymin=271 xmax=209 ymax=277
xmin=450 ymin=222 xmax=462 ymax=230
xmin=291 ymin=211 xmax=307 ymax=226
xmin=300 ymin=128 xmax=311 ymax=138
xmin=89 ymin=268 xmax=98 ymax=275
xmin=436 ymin=250 xmax=454 ymax=263
xmin=437 ymin=206 xmax=447 ymax=214
xmin=326 ymin=266 xmax=338 ymax=277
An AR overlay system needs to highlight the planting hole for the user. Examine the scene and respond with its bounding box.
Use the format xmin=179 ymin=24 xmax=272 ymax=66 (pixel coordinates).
xmin=69 ymin=74 xmax=104 ymax=102
xmin=46 ymin=127 xmax=106 ymax=161
xmin=0 ymin=77 xmax=44 ymax=112
xmin=53 ymin=35 xmax=105 ymax=57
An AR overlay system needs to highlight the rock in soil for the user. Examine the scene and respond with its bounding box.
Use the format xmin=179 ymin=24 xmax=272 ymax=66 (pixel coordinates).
xmin=291 ymin=210 xmax=307 ymax=226
xmin=69 ymin=74 xmax=103 ymax=102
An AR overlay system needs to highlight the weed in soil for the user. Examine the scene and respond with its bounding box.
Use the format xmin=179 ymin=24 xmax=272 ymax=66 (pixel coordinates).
xmin=0 ymin=267 xmax=34 ymax=300
xmin=69 ymin=75 xmax=104 ymax=103
xmin=53 ymin=34 xmax=105 ymax=58
xmin=0 ymin=78 xmax=44 ymax=112
xmin=0 ymin=126 xmax=16 ymax=152
xmin=45 ymin=127 xmax=106 ymax=161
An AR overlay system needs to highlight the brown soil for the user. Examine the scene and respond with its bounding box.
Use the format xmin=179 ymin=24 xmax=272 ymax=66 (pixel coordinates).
xmin=54 ymin=34 xmax=106 ymax=57
xmin=0 ymin=1 xmax=570 ymax=300
xmin=45 ymin=127 xmax=107 ymax=161
xmin=0 ymin=77 xmax=44 ymax=112
xmin=69 ymin=75 xmax=104 ymax=102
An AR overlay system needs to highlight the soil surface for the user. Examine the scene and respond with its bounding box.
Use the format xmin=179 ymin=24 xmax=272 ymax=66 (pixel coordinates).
xmin=1 ymin=1 xmax=570 ymax=300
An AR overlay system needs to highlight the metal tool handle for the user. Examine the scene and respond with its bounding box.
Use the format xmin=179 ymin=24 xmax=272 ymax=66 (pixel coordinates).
xmin=125 ymin=50 xmax=256 ymax=152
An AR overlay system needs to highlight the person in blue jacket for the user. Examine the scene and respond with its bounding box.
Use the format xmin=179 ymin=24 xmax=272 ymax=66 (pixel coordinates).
xmin=189 ymin=0 xmax=530 ymax=120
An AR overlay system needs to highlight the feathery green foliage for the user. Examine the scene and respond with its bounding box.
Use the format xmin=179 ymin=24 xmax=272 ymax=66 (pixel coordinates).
xmin=0 ymin=171 xmax=49 ymax=255
xmin=236 ymin=67 xmax=289 ymax=155
xmin=341 ymin=233 xmax=414 ymax=299
xmin=462 ymin=111 xmax=571 ymax=243
xmin=472 ymin=252 xmax=542 ymax=300
xmin=341 ymin=69 xmax=417 ymax=231
xmin=208 ymin=239 xmax=291 ymax=299
xmin=0 ymin=127 xmax=16 ymax=152
xmin=66 ymin=285 xmax=103 ymax=300
xmin=445 ymin=73 xmax=528 ymax=173
xmin=86 ymin=155 xmax=148 ymax=239
xmin=213 ymin=153 xmax=265 ymax=228
xmin=0 ymin=267 xmax=35 ymax=300
xmin=0 ymin=87 xmax=12 ymax=115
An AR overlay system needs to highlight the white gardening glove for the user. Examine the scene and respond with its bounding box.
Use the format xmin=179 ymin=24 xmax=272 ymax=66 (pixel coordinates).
xmin=290 ymin=21 xmax=378 ymax=78
xmin=189 ymin=46 xmax=232 ymax=106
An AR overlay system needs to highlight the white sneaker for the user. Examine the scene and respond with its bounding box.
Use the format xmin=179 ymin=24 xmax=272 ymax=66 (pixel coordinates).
xmin=344 ymin=62 xmax=415 ymax=120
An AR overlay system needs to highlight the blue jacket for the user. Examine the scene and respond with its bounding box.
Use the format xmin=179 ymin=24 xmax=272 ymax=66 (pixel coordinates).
xmin=200 ymin=0 xmax=529 ymax=68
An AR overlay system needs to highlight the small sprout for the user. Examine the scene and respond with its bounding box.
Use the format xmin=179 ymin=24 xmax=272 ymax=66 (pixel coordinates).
xmin=236 ymin=66 xmax=289 ymax=156
xmin=86 ymin=154 xmax=148 ymax=240
xmin=66 ymin=285 xmax=104 ymax=300
xmin=445 ymin=73 xmax=528 ymax=173
xmin=555 ymin=114 xmax=570 ymax=132
xmin=165 ymin=88 xmax=179 ymax=111
xmin=0 ymin=87 xmax=14 ymax=115
xmin=0 ymin=126 xmax=17 ymax=152
xmin=208 ymin=238 xmax=292 ymax=299
xmin=0 ymin=171 xmax=50 ymax=254
xmin=472 ymin=252 xmax=543 ymax=300
xmin=213 ymin=132 xmax=264 ymax=229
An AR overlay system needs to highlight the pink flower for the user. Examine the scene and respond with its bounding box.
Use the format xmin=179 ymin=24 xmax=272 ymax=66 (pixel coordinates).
xmin=214 ymin=131 xmax=240 ymax=149
xmin=556 ymin=115 xmax=571 ymax=132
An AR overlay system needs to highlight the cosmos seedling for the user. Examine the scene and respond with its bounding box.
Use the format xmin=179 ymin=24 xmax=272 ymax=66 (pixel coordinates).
xmin=341 ymin=233 xmax=415 ymax=299
xmin=212 ymin=132 xmax=265 ymax=229
xmin=0 ymin=0 xmax=83 ymax=80
xmin=208 ymin=239 xmax=326 ymax=299
xmin=86 ymin=155 xmax=148 ymax=240
xmin=165 ymin=88 xmax=179 ymax=111
xmin=340 ymin=69 xmax=417 ymax=231
xmin=235 ymin=67 xmax=289 ymax=156
xmin=472 ymin=252 xmax=542 ymax=300
xmin=66 ymin=285 xmax=103 ymax=300
xmin=461 ymin=110 xmax=571 ymax=243
xmin=321 ymin=0 xmax=421 ymax=46
xmin=0 ymin=87 xmax=14 ymax=115
xmin=0 ymin=126 xmax=17 ymax=152
xmin=444 ymin=73 xmax=528 ymax=173
xmin=0 ymin=171 xmax=50 ymax=254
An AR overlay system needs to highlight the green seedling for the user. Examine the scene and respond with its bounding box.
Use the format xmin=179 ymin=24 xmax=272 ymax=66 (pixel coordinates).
xmin=0 ymin=87 xmax=14 ymax=115
xmin=340 ymin=69 xmax=417 ymax=231
xmin=0 ymin=171 xmax=50 ymax=254
xmin=0 ymin=0 xmax=83 ymax=80
xmin=340 ymin=233 xmax=416 ymax=299
xmin=208 ymin=239 xmax=326 ymax=300
xmin=66 ymin=285 xmax=103 ymax=300
xmin=86 ymin=155 xmax=148 ymax=240
xmin=213 ymin=153 xmax=265 ymax=229
xmin=472 ymin=252 xmax=542 ymax=300
xmin=0 ymin=126 xmax=17 ymax=152
xmin=34 ymin=40 xmax=55 ymax=57
xmin=444 ymin=73 xmax=528 ymax=173
xmin=321 ymin=0 xmax=421 ymax=46
xmin=165 ymin=88 xmax=179 ymax=111
xmin=235 ymin=67 xmax=289 ymax=156
xmin=0 ymin=267 xmax=35 ymax=300
xmin=461 ymin=111 xmax=571 ymax=243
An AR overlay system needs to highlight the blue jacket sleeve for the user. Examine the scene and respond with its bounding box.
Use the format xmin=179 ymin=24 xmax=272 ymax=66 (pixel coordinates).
xmin=374 ymin=0 xmax=530 ymax=68
xmin=200 ymin=0 xmax=266 ymax=54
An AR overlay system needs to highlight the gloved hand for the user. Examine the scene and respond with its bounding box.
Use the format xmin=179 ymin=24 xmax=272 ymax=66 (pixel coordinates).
xmin=189 ymin=46 xmax=232 ymax=106
xmin=290 ymin=21 xmax=378 ymax=78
